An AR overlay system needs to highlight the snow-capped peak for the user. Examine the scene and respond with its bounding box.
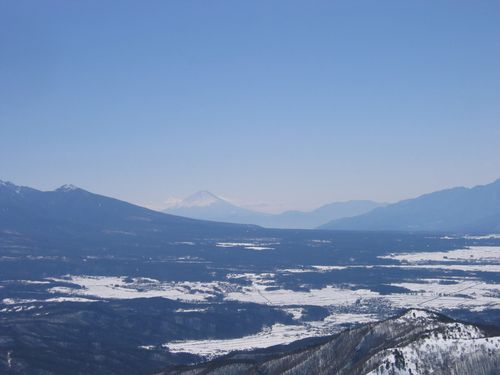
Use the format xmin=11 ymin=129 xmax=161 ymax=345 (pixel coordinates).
xmin=397 ymin=309 xmax=438 ymax=323
xmin=56 ymin=184 xmax=80 ymax=192
xmin=183 ymin=191 xmax=222 ymax=207
xmin=165 ymin=191 xmax=225 ymax=209
xmin=0 ymin=180 xmax=25 ymax=194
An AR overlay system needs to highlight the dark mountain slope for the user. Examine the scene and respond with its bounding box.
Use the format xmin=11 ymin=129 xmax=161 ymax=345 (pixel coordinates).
xmin=0 ymin=298 xmax=293 ymax=375
xmin=320 ymin=179 xmax=500 ymax=233
xmin=156 ymin=309 xmax=500 ymax=375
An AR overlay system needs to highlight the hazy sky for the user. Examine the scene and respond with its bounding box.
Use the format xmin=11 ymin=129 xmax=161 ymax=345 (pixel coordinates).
xmin=1 ymin=1 xmax=499 ymax=212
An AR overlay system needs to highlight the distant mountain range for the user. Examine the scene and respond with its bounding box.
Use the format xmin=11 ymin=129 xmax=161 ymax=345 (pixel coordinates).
xmin=155 ymin=309 xmax=500 ymax=375
xmin=2 ymin=178 xmax=499 ymax=234
xmin=320 ymin=178 xmax=500 ymax=233
xmin=0 ymin=180 xmax=257 ymax=241
xmin=163 ymin=191 xmax=384 ymax=229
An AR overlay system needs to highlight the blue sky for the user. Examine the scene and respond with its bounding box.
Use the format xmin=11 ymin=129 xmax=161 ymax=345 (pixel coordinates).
xmin=1 ymin=1 xmax=499 ymax=212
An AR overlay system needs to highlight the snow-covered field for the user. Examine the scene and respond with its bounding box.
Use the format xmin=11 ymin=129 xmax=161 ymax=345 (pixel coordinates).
xmin=216 ymin=241 xmax=277 ymax=251
xmin=3 ymin=244 xmax=499 ymax=359
xmin=165 ymin=323 xmax=314 ymax=358
xmin=224 ymin=272 xmax=500 ymax=311
xmin=464 ymin=234 xmax=500 ymax=240
xmin=225 ymin=272 xmax=380 ymax=306
xmin=32 ymin=272 xmax=500 ymax=312
xmin=17 ymin=245 xmax=498 ymax=315
xmin=164 ymin=312 xmax=377 ymax=358
xmin=379 ymin=246 xmax=500 ymax=264
xmin=48 ymin=276 xmax=235 ymax=302
xmin=281 ymin=263 xmax=500 ymax=273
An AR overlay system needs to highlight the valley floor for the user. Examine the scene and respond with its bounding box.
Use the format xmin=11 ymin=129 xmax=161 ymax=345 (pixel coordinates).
xmin=1 ymin=231 xmax=499 ymax=374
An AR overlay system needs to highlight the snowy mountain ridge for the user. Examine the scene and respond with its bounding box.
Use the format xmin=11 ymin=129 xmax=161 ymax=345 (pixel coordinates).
xmin=156 ymin=309 xmax=500 ymax=375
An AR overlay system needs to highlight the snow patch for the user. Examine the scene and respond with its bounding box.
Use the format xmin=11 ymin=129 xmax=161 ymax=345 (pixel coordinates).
xmin=48 ymin=276 xmax=234 ymax=302
xmin=379 ymin=246 xmax=500 ymax=264
xmin=164 ymin=312 xmax=378 ymax=359
xmin=216 ymin=242 xmax=275 ymax=251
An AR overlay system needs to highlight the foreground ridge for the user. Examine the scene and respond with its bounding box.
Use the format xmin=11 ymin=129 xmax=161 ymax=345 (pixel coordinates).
xmin=155 ymin=309 xmax=500 ymax=375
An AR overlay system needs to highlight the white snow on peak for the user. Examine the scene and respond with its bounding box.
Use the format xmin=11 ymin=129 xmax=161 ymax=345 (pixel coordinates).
xmin=184 ymin=191 xmax=221 ymax=207
xmin=0 ymin=180 xmax=24 ymax=194
xmin=56 ymin=184 xmax=79 ymax=192
xmin=166 ymin=191 xmax=225 ymax=209
xmin=366 ymin=318 xmax=496 ymax=375
xmin=399 ymin=309 xmax=438 ymax=321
